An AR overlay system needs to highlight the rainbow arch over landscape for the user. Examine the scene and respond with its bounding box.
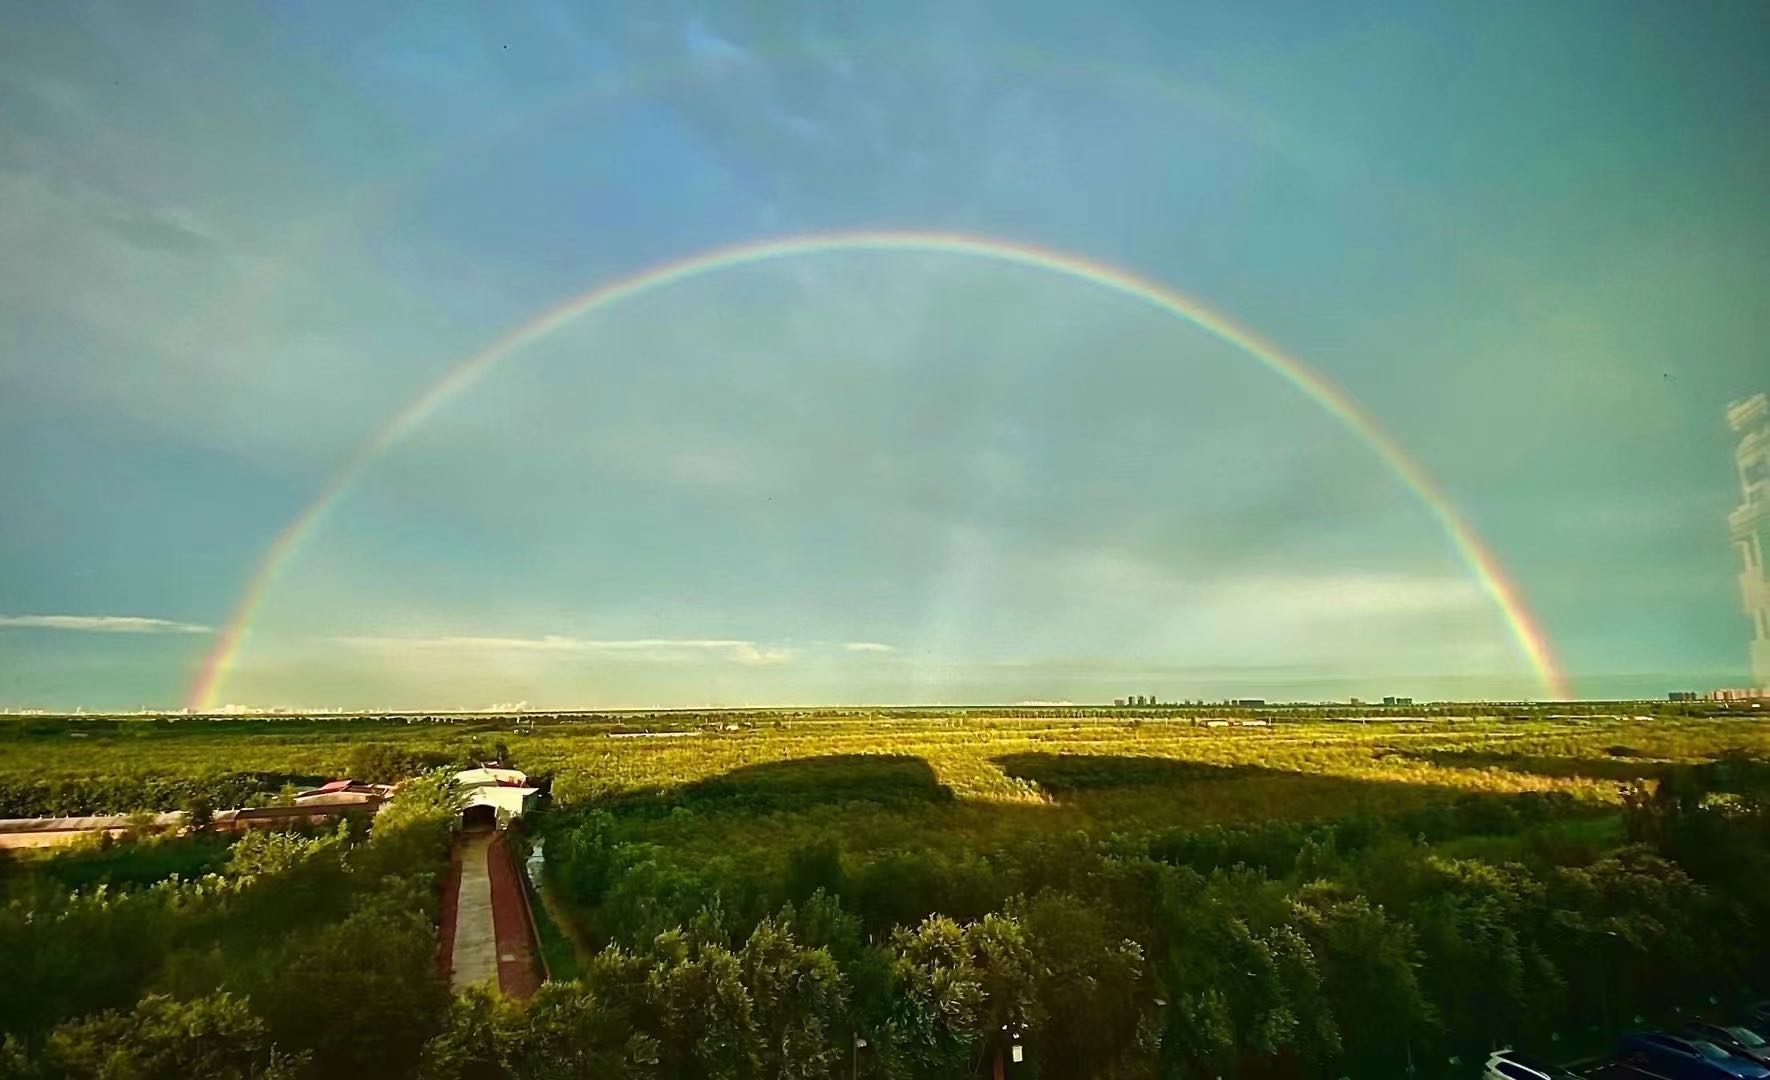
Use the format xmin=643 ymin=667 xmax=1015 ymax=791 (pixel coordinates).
xmin=187 ymin=229 xmax=1572 ymax=708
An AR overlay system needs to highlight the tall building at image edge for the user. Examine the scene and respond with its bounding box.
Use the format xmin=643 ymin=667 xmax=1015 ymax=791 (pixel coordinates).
xmin=1728 ymin=393 xmax=1770 ymax=690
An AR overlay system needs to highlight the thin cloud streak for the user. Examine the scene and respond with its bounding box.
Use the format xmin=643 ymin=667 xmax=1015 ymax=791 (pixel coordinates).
xmin=841 ymin=641 xmax=898 ymax=653
xmin=335 ymin=635 xmax=749 ymax=651
xmin=333 ymin=634 xmax=796 ymax=665
xmin=0 ymin=614 xmax=212 ymax=634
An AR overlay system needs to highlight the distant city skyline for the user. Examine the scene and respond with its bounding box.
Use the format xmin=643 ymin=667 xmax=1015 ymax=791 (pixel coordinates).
xmin=2 ymin=3 xmax=1767 ymax=709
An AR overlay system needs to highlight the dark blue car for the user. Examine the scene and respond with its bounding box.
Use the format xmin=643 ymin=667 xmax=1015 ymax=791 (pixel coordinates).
xmin=1683 ymin=1023 xmax=1770 ymax=1069
xmin=1616 ymin=1032 xmax=1770 ymax=1079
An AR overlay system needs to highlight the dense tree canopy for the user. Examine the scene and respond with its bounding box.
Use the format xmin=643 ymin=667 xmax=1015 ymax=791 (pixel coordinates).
xmin=4 ymin=713 xmax=1769 ymax=1078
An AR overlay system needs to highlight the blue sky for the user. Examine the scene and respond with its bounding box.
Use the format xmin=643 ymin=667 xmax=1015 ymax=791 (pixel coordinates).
xmin=1 ymin=1 xmax=1766 ymax=709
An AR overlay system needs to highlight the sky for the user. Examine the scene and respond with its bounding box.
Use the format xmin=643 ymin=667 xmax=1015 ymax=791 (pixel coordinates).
xmin=1 ymin=0 xmax=1766 ymax=711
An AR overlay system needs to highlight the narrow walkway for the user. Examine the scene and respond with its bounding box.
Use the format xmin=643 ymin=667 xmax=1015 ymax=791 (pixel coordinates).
xmin=487 ymin=832 xmax=544 ymax=998
xmin=449 ymin=831 xmax=499 ymax=991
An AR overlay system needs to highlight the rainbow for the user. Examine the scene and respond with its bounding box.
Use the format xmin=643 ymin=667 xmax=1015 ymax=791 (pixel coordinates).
xmin=187 ymin=229 xmax=1571 ymax=707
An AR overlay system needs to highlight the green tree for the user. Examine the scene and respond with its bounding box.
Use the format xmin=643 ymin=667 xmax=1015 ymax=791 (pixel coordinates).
xmin=1292 ymin=892 xmax=1434 ymax=1074
xmin=778 ymin=890 xmax=863 ymax=964
xmin=643 ymin=930 xmax=761 ymax=1080
xmin=183 ymin=793 xmax=215 ymax=833
xmin=739 ymin=917 xmax=849 ymax=1078
xmin=347 ymin=743 xmax=416 ymax=784
xmin=784 ymin=837 xmax=846 ymax=904
xmin=549 ymin=810 xmax=619 ymax=905
xmin=417 ymin=987 xmax=515 ymax=1080
xmin=248 ymin=905 xmax=449 ymax=1075
xmin=889 ymin=915 xmax=983 ymax=1076
xmin=518 ymin=982 xmax=659 ymax=1080
xmin=19 ymin=993 xmax=303 ymax=1080
xmin=889 ymin=912 xmax=1042 ymax=1077
xmin=1013 ymin=891 xmax=1144 ymax=1079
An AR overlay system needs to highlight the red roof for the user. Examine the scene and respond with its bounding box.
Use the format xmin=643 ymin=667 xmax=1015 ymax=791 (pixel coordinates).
xmin=317 ymin=779 xmax=352 ymax=793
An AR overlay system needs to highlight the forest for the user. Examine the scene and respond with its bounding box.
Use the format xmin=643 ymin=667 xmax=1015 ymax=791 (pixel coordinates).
xmin=2 ymin=707 xmax=1768 ymax=1078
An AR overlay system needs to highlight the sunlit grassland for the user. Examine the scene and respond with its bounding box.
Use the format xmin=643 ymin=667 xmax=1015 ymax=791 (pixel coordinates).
xmin=515 ymin=714 xmax=1770 ymax=887
xmin=3 ymin=710 xmax=1766 ymax=832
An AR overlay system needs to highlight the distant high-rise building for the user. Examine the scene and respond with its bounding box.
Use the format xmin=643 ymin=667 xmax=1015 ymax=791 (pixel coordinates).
xmin=1383 ymin=696 xmax=1414 ymax=707
xmin=1728 ymin=394 xmax=1770 ymax=689
xmin=1668 ymin=691 xmax=1699 ymax=702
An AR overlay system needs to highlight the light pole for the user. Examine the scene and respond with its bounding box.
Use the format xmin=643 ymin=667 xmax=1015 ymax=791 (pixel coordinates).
xmin=997 ymin=1021 xmax=1025 ymax=1079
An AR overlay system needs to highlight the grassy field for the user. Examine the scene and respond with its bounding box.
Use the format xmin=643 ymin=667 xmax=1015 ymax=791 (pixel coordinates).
xmin=5 ymin=705 xmax=1769 ymax=1078
xmin=5 ymin=704 xmax=1764 ymax=810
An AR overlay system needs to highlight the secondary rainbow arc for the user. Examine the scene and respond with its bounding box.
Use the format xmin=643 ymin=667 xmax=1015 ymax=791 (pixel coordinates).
xmin=188 ymin=229 xmax=1571 ymax=708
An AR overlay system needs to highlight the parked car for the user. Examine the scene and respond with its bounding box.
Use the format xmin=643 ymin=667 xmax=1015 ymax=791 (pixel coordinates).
xmin=1684 ymin=1024 xmax=1770 ymax=1068
xmin=1483 ymin=1049 xmax=1583 ymax=1079
xmin=1616 ymin=1032 xmax=1770 ymax=1079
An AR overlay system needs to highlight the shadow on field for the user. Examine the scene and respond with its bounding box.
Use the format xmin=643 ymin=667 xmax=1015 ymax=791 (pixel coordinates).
xmin=988 ymin=752 xmax=1533 ymax=832
xmin=1388 ymin=748 xmax=1667 ymax=782
xmin=586 ymin=751 xmax=1625 ymax=861
xmin=596 ymin=754 xmax=954 ymax=816
xmin=554 ymin=752 xmax=1635 ymax=952
xmin=994 ymin=752 xmax=1255 ymax=793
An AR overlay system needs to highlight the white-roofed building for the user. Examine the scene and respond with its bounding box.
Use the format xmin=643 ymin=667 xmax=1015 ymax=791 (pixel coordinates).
xmin=454 ymin=765 xmax=539 ymax=828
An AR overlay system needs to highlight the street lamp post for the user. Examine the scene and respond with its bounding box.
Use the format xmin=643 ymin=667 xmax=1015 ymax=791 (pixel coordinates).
xmin=996 ymin=1021 xmax=1025 ymax=1079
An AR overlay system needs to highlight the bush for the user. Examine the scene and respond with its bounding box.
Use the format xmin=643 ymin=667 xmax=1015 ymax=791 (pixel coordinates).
xmin=8 ymin=993 xmax=303 ymax=1080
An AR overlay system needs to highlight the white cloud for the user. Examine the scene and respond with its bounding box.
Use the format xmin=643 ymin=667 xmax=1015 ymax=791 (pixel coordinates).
xmin=728 ymin=643 xmax=796 ymax=666
xmin=841 ymin=641 xmax=897 ymax=653
xmin=333 ymin=634 xmax=793 ymax=664
xmin=0 ymin=614 xmax=211 ymax=634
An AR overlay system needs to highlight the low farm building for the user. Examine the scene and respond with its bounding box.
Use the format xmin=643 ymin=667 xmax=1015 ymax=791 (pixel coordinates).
xmin=291 ymin=779 xmax=394 ymax=807
xmin=455 ymin=766 xmax=539 ymax=827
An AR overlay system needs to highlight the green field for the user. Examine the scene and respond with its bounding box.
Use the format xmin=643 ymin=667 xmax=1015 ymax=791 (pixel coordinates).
xmin=3 ymin=706 xmax=1768 ymax=1078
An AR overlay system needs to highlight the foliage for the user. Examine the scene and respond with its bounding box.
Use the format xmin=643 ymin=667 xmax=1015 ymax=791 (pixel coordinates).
xmin=4 ymin=710 xmax=1770 ymax=1078
xmin=417 ymin=983 xmax=659 ymax=1080
xmin=346 ymin=743 xmax=454 ymax=784
xmin=419 ymin=917 xmax=846 ymax=1080
xmin=0 ymin=993 xmax=304 ymax=1080
xmin=2 ymin=767 xmax=460 ymax=1077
